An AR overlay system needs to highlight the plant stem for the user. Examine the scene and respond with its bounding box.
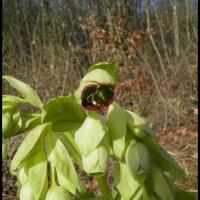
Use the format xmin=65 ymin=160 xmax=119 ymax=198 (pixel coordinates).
xmin=96 ymin=175 xmax=113 ymax=199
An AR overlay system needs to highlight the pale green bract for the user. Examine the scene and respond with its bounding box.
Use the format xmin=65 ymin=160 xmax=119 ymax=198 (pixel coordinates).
xmin=75 ymin=113 xmax=106 ymax=156
xmin=125 ymin=141 xmax=151 ymax=176
xmin=86 ymin=61 xmax=118 ymax=83
xmin=107 ymin=102 xmax=126 ymax=159
xmin=82 ymin=145 xmax=108 ymax=175
xmin=82 ymin=69 xmax=115 ymax=85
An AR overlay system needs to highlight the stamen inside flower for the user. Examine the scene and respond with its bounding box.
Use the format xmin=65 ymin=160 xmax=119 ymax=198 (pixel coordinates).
xmin=81 ymin=83 xmax=114 ymax=110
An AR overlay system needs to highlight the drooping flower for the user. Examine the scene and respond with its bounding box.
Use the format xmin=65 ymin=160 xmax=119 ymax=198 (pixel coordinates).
xmin=81 ymin=83 xmax=114 ymax=110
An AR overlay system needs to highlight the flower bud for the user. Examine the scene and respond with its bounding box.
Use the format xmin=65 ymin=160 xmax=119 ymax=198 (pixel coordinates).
xmin=125 ymin=142 xmax=151 ymax=176
xmin=45 ymin=186 xmax=70 ymax=200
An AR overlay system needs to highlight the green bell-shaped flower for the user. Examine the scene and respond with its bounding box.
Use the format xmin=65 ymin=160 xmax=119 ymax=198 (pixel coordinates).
xmin=125 ymin=141 xmax=151 ymax=176
xmin=75 ymin=61 xmax=118 ymax=110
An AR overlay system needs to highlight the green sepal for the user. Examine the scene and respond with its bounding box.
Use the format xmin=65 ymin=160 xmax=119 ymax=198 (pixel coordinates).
xmin=83 ymin=68 xmax=115 ymax=85
xmin=82 ymin=61 xmax=118 ymax=85
xmin=86 ymin=61 xmax=118 ymax=83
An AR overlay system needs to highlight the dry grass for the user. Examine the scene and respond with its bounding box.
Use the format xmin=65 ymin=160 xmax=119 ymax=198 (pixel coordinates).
xmin=2 ymin=0 xmax=197 ymax=199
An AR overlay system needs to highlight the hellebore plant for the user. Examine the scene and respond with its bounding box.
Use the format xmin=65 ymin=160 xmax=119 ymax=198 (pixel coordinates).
xmin=2 ymin=61 xmax=196 ymax=200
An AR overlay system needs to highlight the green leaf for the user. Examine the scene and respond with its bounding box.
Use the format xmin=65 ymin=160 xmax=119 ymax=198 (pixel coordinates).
xmin=2 ymin=101 xmax=15 ymax=113
xmin=134 ymin=127 xmax=185 ymax=179
xmin=52 ymin=121 xmax=82 ymax=132
xmin=82 ymin=145 xmax=108 ymax=175
xmin=75 ymin=113 xmax=106 ymax=156
xmin=125 ymin=141 xmax=151 ymax=176
xmin=107 ymin=102 xmax=126 ymax=159
xmin=86 ymin=61 xmax=118 ymax=84
xmin=174 ymin=187 xmax=197 ymax=200
xmin=126 ymin=110 xmax=185 ymax=178
xmin=11 ymin=123 xmax=49 ymax=172
xmin=113 ymin=162 xmax=142 ymax=200
xmin=44 ymin=95 xmax=86 ymax=124
xmin=24 ymin=150 xmax=48 ymax=200
xmin=151 ymin=163 xmax=175 ymax=200
xmin=3 ymin=75 xmax=43 ymax=108
xmin=45 ymin=131 xmax=80 ymax=194
xmin=19 ymin=182 xmax=35 ymax=200
xmin=45 ymin=186 xmax=70 ymax=200
xmin=2 ymin=95 xmax=26 ymax=104
xmin=21 ymin=114 xmax=42 ymax=132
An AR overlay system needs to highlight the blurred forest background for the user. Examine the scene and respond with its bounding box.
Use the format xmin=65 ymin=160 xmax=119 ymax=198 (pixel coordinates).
xmin=2 ymin=0 xmax=198 ymax=199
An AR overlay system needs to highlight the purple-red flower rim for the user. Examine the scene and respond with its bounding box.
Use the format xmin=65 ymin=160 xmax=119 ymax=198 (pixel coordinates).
xmin=81 ymin=83 xmax=114 ymax=111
